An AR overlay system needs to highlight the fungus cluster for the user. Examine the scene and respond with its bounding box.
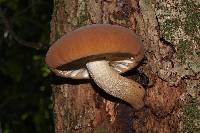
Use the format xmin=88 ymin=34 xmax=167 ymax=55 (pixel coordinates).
xmin=45 ymin=24 xmax=145 ymax=109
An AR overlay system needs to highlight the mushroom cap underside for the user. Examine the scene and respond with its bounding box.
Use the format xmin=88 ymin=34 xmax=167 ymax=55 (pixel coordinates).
xmin=45 ymin=24 xmax=144 ymax=79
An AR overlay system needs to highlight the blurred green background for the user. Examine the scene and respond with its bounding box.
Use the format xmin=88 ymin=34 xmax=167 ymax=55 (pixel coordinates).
xmin=0 ymin=0 xmax=54 ymax=132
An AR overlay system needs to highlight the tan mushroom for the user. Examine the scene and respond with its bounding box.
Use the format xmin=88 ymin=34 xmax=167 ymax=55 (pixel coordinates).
xmin=45 ymin=24 xmax=145 ymax=109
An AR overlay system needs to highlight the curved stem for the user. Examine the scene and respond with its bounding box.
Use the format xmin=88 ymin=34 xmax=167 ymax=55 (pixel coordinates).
xmin=86 ymin=60 xmax=145 ymax=109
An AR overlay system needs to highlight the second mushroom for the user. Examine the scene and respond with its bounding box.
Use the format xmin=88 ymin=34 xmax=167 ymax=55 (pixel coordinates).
xmin=45 ymin=24 xmax=145 ymax=110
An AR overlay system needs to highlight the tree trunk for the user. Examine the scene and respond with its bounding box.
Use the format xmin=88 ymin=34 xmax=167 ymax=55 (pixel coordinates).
xmin=50 ymin=0 xmax=200 ymax=132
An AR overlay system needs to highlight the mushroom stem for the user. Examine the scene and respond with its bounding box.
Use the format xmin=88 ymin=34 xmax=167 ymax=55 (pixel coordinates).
xmin=86 ymin=60 xmax=145 ymax=109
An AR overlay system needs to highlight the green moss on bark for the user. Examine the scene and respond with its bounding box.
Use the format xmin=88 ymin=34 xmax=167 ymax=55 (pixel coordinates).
xmin=155 ymin=0 xmax=200 ymax=132
xmin=182 ymin=98 xmax=200 ymax=133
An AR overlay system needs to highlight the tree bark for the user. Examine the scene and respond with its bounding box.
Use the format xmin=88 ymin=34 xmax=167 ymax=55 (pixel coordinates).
xmin=50 ymin=0 xmax=200 ymax=132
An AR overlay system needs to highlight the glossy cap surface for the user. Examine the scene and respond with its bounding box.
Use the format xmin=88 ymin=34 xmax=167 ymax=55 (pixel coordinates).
xmin=45 ymin=24 xmax=144 ymax=79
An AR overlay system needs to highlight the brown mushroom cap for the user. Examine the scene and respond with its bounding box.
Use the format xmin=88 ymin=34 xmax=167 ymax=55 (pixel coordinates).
xmin=45 ymin=24 xmax=144 ymax=79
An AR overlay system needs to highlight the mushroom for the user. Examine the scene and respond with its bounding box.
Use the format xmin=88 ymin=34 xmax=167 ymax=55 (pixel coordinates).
xmin=45 ymin=24 xmax=145 ymax=109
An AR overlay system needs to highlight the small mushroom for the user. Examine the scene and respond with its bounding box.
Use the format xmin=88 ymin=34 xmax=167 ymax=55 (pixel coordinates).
xmin=45 ymin=24 xmax=145 ymax=109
